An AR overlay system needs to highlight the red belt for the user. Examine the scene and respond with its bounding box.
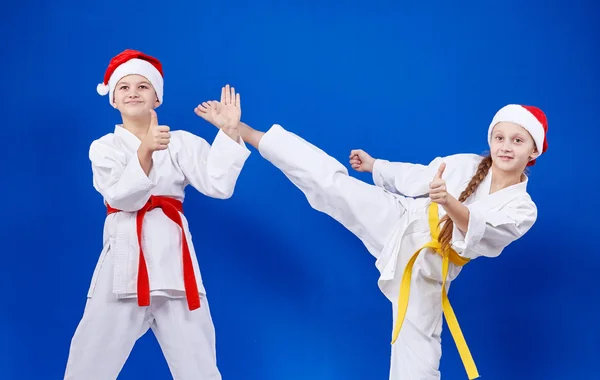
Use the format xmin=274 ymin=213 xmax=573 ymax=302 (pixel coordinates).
xmin=106 ymin=195 xmax=200 ymax=310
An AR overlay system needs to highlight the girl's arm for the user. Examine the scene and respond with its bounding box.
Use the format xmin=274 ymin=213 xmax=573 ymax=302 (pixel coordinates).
xmin=451 ymin=200 xmax=537 ymax=259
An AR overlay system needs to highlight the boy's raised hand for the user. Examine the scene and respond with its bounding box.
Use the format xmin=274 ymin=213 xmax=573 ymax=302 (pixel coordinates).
xmin=194 ymin=84 xmax=241 ymax=140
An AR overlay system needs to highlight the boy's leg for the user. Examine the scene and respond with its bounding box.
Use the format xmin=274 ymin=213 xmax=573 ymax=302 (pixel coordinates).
xmin=64 ymin=250 xmax=152 ymax=380
xmin=151 ymin=294 xmax=221 ymax=380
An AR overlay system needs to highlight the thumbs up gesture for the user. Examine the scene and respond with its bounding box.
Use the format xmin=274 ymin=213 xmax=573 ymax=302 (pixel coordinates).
xmin=429 ymin=163 xmax=448 ymax=205
xmin=141 ymin=109 xmax=171 ymax=152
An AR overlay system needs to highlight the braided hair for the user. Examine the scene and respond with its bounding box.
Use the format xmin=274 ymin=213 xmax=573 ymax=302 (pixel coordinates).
xmin=437 ymin=155 xmax=493 ymax=252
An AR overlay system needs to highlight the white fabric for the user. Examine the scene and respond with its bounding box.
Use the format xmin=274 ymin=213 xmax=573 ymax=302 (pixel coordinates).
xmin=258 ymin=124 xmax=537 ymax=379
xmin=488 ymin=104 xmax=545 ymax=154
xmin=87 ymin=125 xmax=250 ymax=299
xmin=391 ymin=317 xmax=441 ymax=379
xmin=64 ymin=247 xmax=221 ymax=380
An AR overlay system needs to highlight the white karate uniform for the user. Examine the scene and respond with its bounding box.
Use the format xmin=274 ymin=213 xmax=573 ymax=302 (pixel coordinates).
xmin=64 ymin=125 xmax=250 ymax=380
xmin=257 ymin=124 xmax=537 ymax=380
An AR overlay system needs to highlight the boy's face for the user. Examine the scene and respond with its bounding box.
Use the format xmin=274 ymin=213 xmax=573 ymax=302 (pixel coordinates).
xmin=112 ymin=74 xmax=160 ymax=118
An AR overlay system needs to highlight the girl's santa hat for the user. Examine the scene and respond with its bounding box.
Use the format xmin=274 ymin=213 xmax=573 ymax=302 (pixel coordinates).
xmin=488 ymin=104 xmax=548 ymax=166
xmin=96 ymin=49 xmax=164 ymax=104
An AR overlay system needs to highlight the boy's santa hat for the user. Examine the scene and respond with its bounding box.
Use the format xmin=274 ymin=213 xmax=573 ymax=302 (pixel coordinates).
xmin=488 ymin=104 xmax=548 ymax=166
xmin=96 ymin=49 xmax=164 ymax=104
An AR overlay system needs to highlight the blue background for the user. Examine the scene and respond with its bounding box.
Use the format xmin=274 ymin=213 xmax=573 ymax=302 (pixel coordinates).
xmin=1 ymin=0 xmax=597 ymax=379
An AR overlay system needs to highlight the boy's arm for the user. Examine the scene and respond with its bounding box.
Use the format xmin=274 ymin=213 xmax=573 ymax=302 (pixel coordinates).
xmin=181 ymin=85 xmax=250 ymax=198
xmin=90 ymin=137 xmax=158 ymax=211
xmin=176 ymin=130 xmax=250 ymax=199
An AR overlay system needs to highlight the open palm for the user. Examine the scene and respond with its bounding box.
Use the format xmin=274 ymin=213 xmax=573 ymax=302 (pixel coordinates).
xmin=194 ymin=84 xmax=241 ymax=131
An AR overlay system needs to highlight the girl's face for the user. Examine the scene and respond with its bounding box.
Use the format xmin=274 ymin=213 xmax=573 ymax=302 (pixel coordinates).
xmin=112 ymin=74 xmax=160 ymax=118
xmin=490 ymin=122 xmax=538 ymax=174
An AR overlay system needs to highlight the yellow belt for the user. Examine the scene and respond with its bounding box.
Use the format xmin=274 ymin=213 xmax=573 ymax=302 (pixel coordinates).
xmin=391 ymin=202 xmax=479 ymax=379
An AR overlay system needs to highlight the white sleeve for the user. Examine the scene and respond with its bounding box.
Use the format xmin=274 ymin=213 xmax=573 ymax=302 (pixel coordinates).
xmin=89 ymin=138 xmax=157 ymax=211
xmin=371 ymin=157 xmax=445 ymax=197
xmin=451 ymin=199 xmax=537 ymax=259
xmin=176 ymin=130 xmax=251 ymax=199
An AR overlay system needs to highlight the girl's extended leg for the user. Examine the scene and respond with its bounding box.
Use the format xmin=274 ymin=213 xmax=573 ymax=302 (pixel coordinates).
xmin=256 ymin=124 xmax=405 ymax=259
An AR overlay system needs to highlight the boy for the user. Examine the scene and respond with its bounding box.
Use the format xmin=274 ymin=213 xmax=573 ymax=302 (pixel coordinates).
xmin=64 ymin=49 xmax=250 ymax=380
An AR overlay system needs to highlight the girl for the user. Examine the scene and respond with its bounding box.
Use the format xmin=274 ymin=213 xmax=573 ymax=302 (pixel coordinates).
xmin=64 ymin=49 xmax=250 ymax=379
xmin=197 ymin=102 xmax=548 ymax=379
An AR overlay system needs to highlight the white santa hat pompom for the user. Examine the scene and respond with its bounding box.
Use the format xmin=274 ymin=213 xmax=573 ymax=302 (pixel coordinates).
xmin=96 ymin=82 xmax=110 ymax=96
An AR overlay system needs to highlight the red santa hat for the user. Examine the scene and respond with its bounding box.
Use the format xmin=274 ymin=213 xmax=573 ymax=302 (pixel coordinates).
xmin=96 ymin=49 xmax=164 ymax=104
xmin=488 ymin=104 xmax=548 ymax=166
